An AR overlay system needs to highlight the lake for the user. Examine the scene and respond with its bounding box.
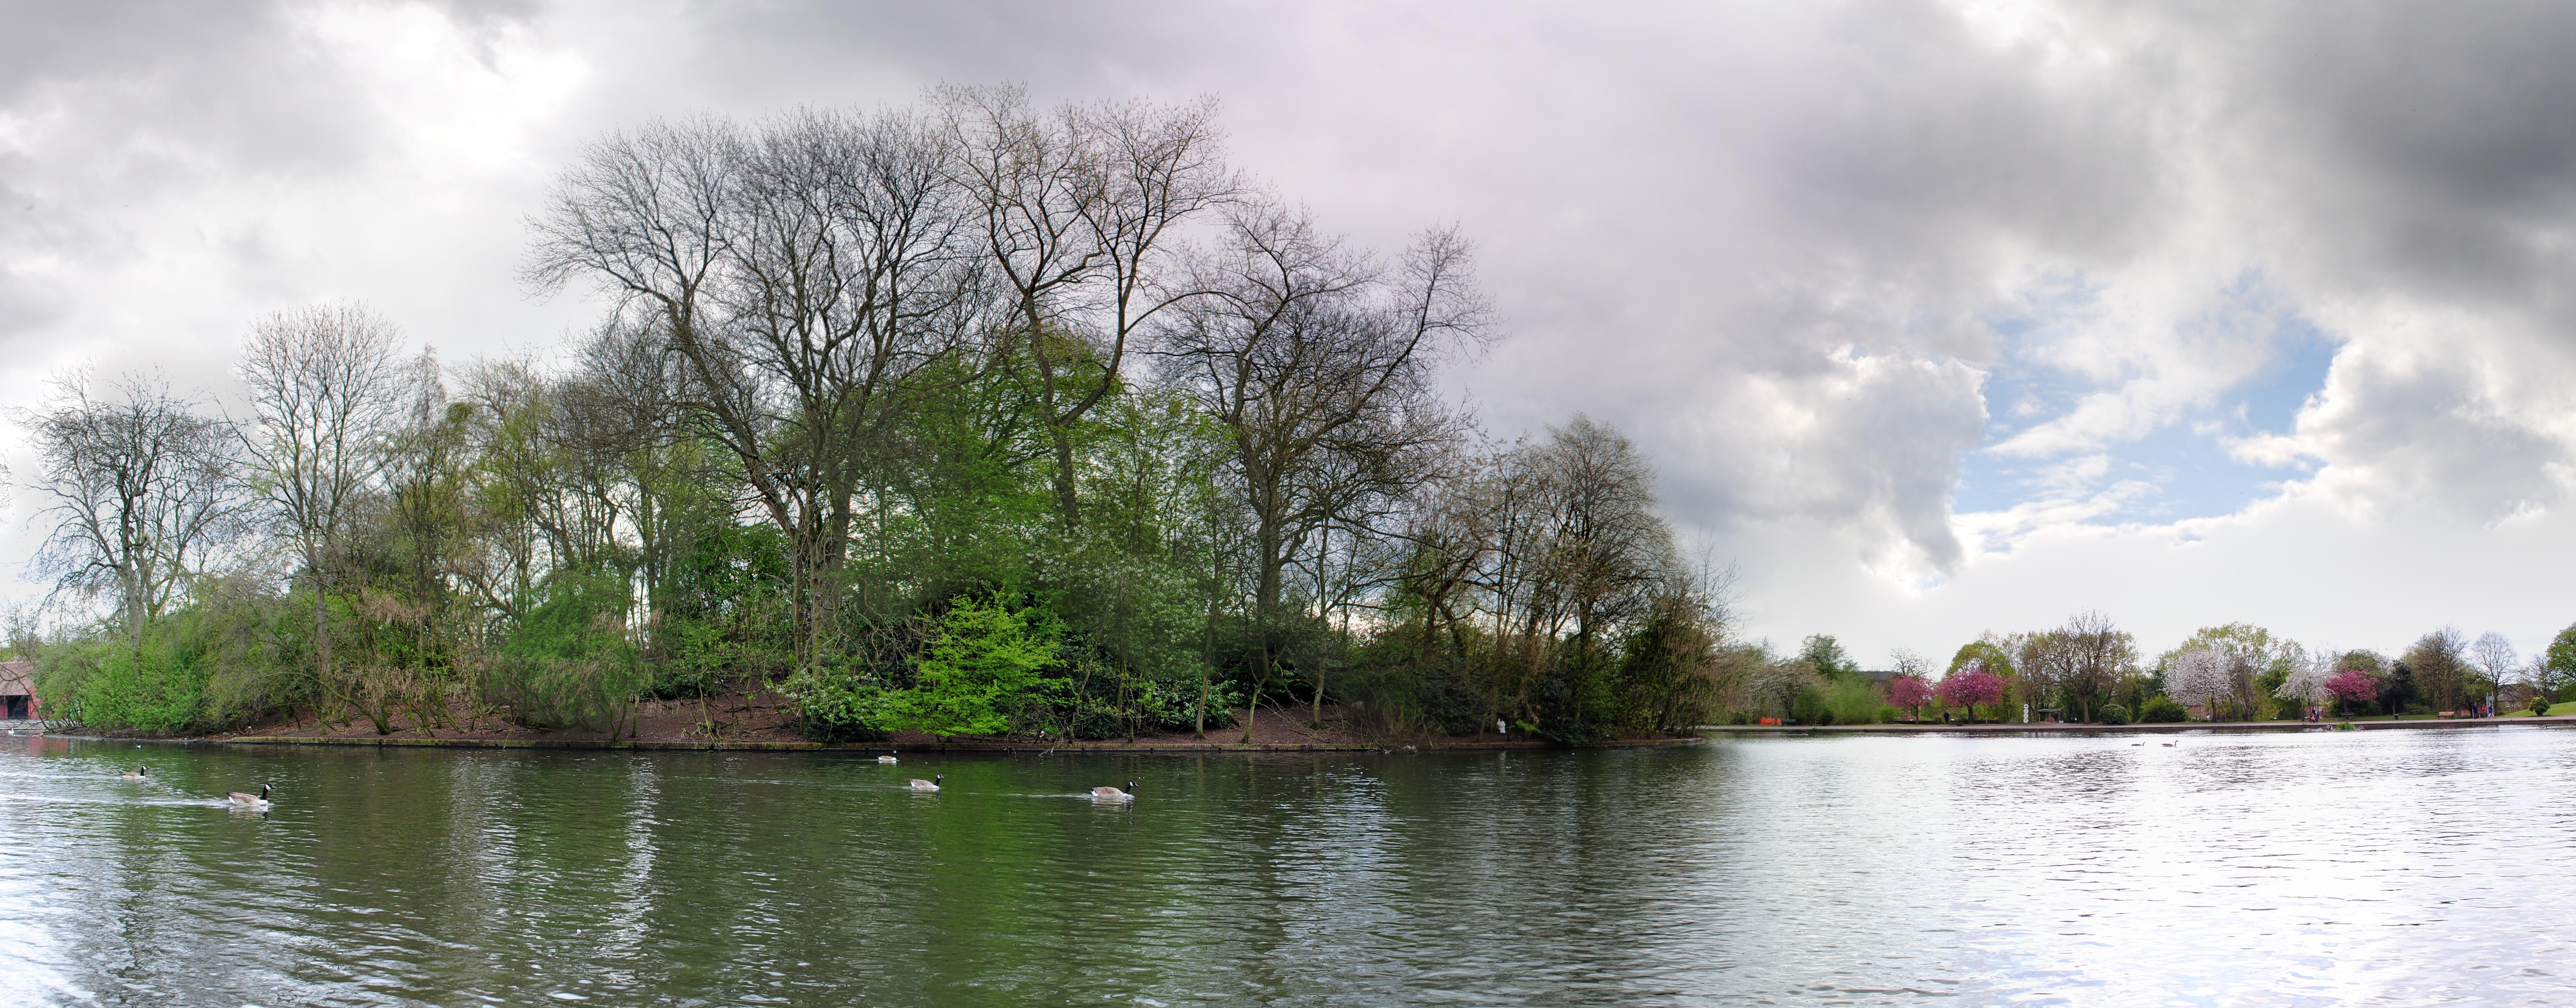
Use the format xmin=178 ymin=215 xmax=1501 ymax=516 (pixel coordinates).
xmin=3 ymin=727 xmax=2572 ymax=1006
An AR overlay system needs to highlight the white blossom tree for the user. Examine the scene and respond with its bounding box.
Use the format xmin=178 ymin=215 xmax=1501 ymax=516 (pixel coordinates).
xmin=2273 ymin=651 xmax=2333 ymax=717
xmin=2165 ymin=647 xmax=2230 ymax=720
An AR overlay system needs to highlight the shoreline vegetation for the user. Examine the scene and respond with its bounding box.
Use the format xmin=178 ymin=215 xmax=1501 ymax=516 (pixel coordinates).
xmin=10 ymin=87 xmax=2576 ymax=748
xmin=5 ymin=89 xmax=1735 ymax=751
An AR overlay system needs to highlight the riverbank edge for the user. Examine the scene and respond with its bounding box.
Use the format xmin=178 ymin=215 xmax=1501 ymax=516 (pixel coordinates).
xmin=11 ymin=731 xmax=1703 ymax=754
xmin=1698 ymin=714 xmax=2576 ymax=735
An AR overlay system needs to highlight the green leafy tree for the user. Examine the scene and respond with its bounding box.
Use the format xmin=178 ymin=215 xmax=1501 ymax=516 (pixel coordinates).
xmin=2543 ymin=623 xmax=2576 ymax=700
xmin=893 ymin=594 xmax=1064 ymax=737
xmin=1798 ymin=634 xmax=1861 ymax=680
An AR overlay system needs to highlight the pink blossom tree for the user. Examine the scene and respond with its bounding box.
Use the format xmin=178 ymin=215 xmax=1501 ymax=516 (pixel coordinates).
xmin=2324 ymin=668 xmax=2379 ymax=715
xmin=1885 ymin=675 xmax=1932 ymax=720
xmin=1938 ymin=667 xmax=2006 ymax=722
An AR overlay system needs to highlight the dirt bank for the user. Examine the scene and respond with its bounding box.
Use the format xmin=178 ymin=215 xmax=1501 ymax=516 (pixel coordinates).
xmin=165 ymin=689 xmax=1691 ymax=752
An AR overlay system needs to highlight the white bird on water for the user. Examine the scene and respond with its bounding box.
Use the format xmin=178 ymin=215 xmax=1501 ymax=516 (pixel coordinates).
xmin=908 ymin=775 xmax=942 ymax=792
xmin=229 ymin=784 xmax=272 ymax=809
xmin=877 ymin=755 xmax=898 ymax=764
xmin=1091 ymin=781 xmax=1136 ymax=802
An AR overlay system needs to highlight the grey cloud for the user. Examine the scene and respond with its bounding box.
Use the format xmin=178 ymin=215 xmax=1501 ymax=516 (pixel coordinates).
xmin=2198 ymin=3 xmax=2576 ymax=306
xmin=15 ymin=0 xmax=2576 ymax=638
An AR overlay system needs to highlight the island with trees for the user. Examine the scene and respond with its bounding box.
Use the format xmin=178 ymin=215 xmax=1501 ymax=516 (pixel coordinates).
xmin=10 ymin=89 xmax=2572 ymax=748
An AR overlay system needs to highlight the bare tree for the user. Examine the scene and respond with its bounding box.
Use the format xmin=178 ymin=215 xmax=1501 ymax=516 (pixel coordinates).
xmin=1153 ymin=202 xmax=1488 ymax=739
xmin=2403 ymin=627 xmax=2473 ymax=712
xmin=2058 ymin=610 xmax=2135 ymax=722
xmin=527 ymin=110 xmax=984 ymax=668
xmin=938 ymin=84 xmax=1236 ymax=529
xmin=2469 ymin=631 xmax=2517 ymax=711
xmin=22 ymin=371 xmax=238 ymax=652
xmin=236 ymin=303 xmax=413 ymax=712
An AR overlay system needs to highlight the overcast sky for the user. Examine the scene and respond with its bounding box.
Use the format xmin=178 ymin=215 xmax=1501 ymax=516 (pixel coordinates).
xmin=7 ymin=0 xmax=2576 ymax=667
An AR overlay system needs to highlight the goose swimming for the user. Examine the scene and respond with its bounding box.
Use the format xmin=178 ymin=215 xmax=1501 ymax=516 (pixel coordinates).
xmin=228 ymin=783 xmax=272 ymax=809
xmin=908 ymin=775 xmax=942 ymax=792
xmin=1090 ymin=781 xmax=1136 ymax=802
xmin=877 ymin=755 xmax=899 ymax=764
xmin=120 ymin=766 xmax=148 ymax=780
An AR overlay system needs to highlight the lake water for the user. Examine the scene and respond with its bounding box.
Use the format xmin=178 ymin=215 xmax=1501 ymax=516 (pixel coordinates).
xmin=3 ymin=727 xmax=2573 ymax=1006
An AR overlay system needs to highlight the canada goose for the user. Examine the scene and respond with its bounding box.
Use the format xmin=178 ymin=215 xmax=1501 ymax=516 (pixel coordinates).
xmin=2161 ymin=741 xmax=2176 ymax=748
xmin=121 ymin=766 xmax=148 ymax=780
xmin=1091 ymin=781 xmax=1136 ymax=801
xmin=228 ymin=783 xmax=272 ymax=809
xmin=908 ymin=775 xmax=942 ymax=792
xmin=877 ymin=755 xmax=899 ymax=764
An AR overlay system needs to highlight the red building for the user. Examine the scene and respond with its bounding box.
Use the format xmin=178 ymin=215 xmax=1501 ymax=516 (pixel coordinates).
xmin=0 ymin=660 xmax=37 ymax=720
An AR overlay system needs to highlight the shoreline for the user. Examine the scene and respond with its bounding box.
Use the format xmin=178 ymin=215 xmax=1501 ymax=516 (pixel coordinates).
xmin=3 ymin=728 xmax=1702 ymax=754
xmin=1699 ymin=714 xmax=2576 ymax=735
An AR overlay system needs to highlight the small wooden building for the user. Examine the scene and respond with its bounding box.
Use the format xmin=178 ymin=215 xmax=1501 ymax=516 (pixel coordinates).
xmin=0 ymin=660 xmax=37 ymax=720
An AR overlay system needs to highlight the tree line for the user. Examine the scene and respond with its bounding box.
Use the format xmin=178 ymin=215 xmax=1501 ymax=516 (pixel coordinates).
xmin=6 ymin=87 xmax=1744 ymax=743
xmin=1747 ymin=613 xmax=2576 ymax=726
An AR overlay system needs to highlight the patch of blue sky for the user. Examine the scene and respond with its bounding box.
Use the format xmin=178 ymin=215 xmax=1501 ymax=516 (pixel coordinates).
xmin=1952 ymin=279 xmax=2338 ymax=523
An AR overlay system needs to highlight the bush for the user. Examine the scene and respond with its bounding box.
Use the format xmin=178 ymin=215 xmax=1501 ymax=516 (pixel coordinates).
xmin=2531 ymin=694 xmax=2554 ymax=717
xmin=2137 ymin=695 xmax=2188 ymax=724
xmin=37 ymin=637 xmax=204 ymax=734
xmin=2098 ymin=702 xmax=2133 ymax=725
xmin=1790 ymin=677 xmax=1885 ymax=727
xmin=893 ymin=594 xmax=1063 ymax=736
xmin=481 ymin=570 xmax=644 ymax=734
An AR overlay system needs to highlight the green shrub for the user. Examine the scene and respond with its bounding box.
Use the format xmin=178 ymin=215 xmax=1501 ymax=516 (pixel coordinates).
xmin=2531 ymin=694 xmax=2554 ymax=717
xmin=2098 ymin=702 xmax=2133 ymax=725
xmin=777 ymin=661 xmax=900 ymax=741
xmin=1789 ymin=677 xmax=1884 ymax=727
xmin=2137 ymin=695 xmax=2188 ymax=724
xmin=786 ymin=593 xmax=1068 ymax=739
xmin=37 ymin=637 xmax=204 ymax=734
xmin=892 ymin=593 xmax=1063 ymax=736
xmin=480 ymin=570 xmax=643 ymax=734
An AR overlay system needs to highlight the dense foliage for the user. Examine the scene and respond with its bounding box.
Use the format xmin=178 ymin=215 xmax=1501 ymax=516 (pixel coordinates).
xmin=10 ymin=89 xmax=1733 ymax=742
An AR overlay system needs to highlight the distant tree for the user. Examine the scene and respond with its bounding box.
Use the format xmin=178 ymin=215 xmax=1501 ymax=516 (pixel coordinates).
xmin=2324 ymin=668 xmax=2378 ymax=715
xmin=21 ymin=371 xmax=240 ymax=655
xmin=2469 ymin=631 xmax=2517 ymax=710
xmin=1947 ymin=637 xmax=2016 ymax=679
xmin=1937 ymin=666 xmax=2005 ymax=721
xmin=2165 ymin=648 xmax=2229 ymax=720
xmin=1799 ymin=634 xmax=1860 ymax=680
xmin=2543 ymin=624 xmax=2576 ymax=700
xmin=2381 ymin=660 xmax=2419 ymax=717
xmin=2163 ymin=623 xmax=2300 ymax=720
xmin=2274 ymin=654 xmax=2333 ymax=718
xmin=1884 ymin=674 xmax=1932 ymax=720
xmin=2401 ymin=628 xmax=2472 ymax=711
xmin=1890 ymin=648 xmax=1931 ymax=680
xmin=236 ymin=303 xmax=414 ymax=710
